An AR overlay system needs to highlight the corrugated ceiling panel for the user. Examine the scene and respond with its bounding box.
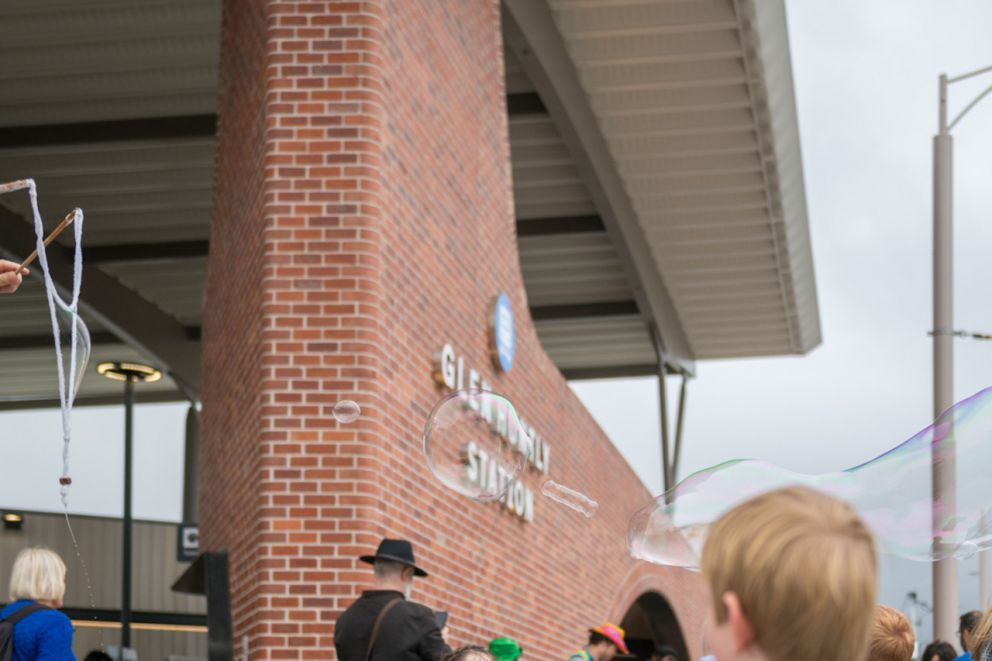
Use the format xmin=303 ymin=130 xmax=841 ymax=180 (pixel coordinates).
xmin=0 ymin=343 xmax=179 ymax=402
xmin=534 ymin=317 xmax=655 ymax=369
xmin=0 ymin=139 xmax=215 ymax=246
xmin=519 ymin=234 xmax=631 ymax=307
xmin=549 ymin=0 xmax=820 ymax=361
xmin=0 ymin=0 xmax=221 ymax=126
xmin=99 ymin=258 xmax=206 ymax=326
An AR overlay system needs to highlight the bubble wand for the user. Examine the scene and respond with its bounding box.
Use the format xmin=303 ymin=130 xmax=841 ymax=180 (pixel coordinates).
xmin=16 ymin=209 xmax=76 ymax=272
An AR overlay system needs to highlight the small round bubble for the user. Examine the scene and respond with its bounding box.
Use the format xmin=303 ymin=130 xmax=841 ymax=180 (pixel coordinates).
xmin=628 ymin=387 xmax=992 ymax=568
xmin=332 ymin=400 xmax=361 ymax=423
xmin=423 ymin=389 xmax=530 ymax=503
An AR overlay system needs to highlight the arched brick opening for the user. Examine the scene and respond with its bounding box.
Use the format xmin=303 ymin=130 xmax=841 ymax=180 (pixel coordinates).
xmin=619 ymin=591 xmax=690 ymax=660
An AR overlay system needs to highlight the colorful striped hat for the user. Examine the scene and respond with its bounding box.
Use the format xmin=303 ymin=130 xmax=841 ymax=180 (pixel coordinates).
xmin=590 ymin=622 xmax=628 ymax=654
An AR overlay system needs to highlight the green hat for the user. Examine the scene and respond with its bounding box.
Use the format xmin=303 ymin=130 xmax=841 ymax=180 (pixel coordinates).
xmin=489 ymin=637 xmax=522 ymax=661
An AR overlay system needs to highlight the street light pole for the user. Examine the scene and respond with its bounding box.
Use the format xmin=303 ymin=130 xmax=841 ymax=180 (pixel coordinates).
xmin=97 ymin=361 xmax=162 ymax=659
xmin=931 ymin=64 xmax=992 ymax=642
xmin=932 ymin=73 xmax=957 ymax=646
xmin=122 ymin=374 xmax=135 ymax=650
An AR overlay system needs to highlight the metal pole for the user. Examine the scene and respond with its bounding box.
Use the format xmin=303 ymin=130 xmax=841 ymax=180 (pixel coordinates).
xmin=932 ymin=72 xmax=958 ymax=645
xmin=183 ymin=404 xmax=200 ymax=523
xmin=671 ymin=375 xmax=688 ymax=486
xmin=658 ymin=363 xmax=671 ymax=499
xmin=122 ymin=376 xmax=135 ymax=651
xmin=981 ymin=510 xmax=989 ymax=608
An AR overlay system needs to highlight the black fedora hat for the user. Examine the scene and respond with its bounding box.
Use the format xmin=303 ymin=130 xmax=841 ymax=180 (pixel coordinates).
xmin=359 ymin=538 xmax=428 ymax=577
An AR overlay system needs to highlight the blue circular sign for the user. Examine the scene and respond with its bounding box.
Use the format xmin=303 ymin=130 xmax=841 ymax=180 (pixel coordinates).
xmin=490 ymin=293 xmax=515 ymax=373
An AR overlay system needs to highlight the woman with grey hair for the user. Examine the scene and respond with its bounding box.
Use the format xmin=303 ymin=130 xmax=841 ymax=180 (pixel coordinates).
xmin=0 ymin=547 xmax=75 ymax=660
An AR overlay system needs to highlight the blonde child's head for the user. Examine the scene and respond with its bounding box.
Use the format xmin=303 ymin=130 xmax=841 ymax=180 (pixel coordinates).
xmin=867 ymin=605 xmax=915 ymax=661
xmin=701 ymin=486 xmax=877 ymax=661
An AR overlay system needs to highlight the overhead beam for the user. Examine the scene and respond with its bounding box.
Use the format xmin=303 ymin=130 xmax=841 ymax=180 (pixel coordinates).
xmin=0 ymin=326 xmax=201 ymax=350
xmin=502 ymin=0 xmax=695 ymax=375
xmin=507 ymin=92 xmax=547 ymax=115
xmin=561 ymin=364 xmax=664 ymax=380
xmin=0 ymin=207 xmax=201 ymax=399
xmin=530 ymin=300 xmax=639 ymax=321
xmin=85 ymin=240 xmax=210 ymax=264
xmin=0 ymin=114 xmax=217 ymax=149
xmin=516 ymin=214 xmax=605 ymax=236
xmin=0 ymin=391 xmax=187 ymax=411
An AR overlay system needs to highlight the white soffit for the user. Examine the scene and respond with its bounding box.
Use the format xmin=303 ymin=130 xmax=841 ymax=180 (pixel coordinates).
xmin=547 ymin=0 xmax=821 ymax=359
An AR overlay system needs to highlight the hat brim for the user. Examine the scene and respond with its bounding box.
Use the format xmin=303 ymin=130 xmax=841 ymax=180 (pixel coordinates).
xmin=359 ymin=553 xmax=428 ymax=577
xmin=590 ymin=628 xmax=629 ymax=654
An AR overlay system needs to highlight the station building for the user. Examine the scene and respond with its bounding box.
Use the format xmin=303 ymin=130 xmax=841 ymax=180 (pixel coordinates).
xmin=0 ymin=0 xmax=819 ymax=658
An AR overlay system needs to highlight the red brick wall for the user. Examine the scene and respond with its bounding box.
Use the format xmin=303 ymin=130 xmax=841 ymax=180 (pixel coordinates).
xmin=201 ymin=1 xmax=706 ymax=659
xmin=199 ymin=0 xmax=269 ymax=652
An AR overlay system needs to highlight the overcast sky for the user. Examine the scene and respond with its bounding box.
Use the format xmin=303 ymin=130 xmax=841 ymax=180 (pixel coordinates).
xmin=573 ymin=0 xmax=992 ymax=645
xmin=2 ymin=0 xmax=992 ymax=650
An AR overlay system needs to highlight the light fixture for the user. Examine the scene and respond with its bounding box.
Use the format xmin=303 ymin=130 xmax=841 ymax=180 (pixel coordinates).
xmin=96 ymin=362 xmax=162 ymax=383
xmin=96 ymin=359 xmax=162 ymax=653
xmin=3 ymin=512 xmax=24 ymax=530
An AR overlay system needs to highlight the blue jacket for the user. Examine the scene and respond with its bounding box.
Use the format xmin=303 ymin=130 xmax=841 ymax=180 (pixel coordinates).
xmin=0 ymin=600 xmax=75 ymax=661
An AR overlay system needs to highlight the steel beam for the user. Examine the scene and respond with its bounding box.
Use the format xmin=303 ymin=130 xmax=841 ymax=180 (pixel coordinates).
xmin=560 ymin=364 xmax=661 ymax=380
xmin=530 ymin=300 xmax=638 ymax=321
xmin=0 ymin=391 xmax=187 ymax=411
xmin=507 ymin=92 xmax=547 ymax=115
xmin=516 ymin=214 xmax=605 ymax=236
xmin=0 ymin=114 xmax=217 ymax=149
xmin=85 ymin=241 xmax=209 ymax=264
xmin=0 ymin=207 xmax=201 ymax=399
xmin=502 ymin=0 xmax=695 ymax=375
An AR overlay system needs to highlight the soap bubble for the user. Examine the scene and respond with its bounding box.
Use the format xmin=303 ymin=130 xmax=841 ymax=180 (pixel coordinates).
xmin=629 ymin=387 xmax=992 ymax=568
xmin=423 ymin=389 xmax=530 ymax=502
xmin=333 ymin=399 xmax=361 ymax=423
xmin=541 ymin=480 xmax=598 ymax=517
xmin=56 ymin=300 xmax=90 ymax=398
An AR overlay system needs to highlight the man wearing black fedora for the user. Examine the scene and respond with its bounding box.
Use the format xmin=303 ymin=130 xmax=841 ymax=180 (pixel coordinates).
xmin=334 ymin=538 xmax=451 ymax=661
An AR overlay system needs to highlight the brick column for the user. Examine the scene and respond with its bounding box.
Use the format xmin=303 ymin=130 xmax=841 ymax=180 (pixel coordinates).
xmin=202 ymin=1 xmax=705 ymax=659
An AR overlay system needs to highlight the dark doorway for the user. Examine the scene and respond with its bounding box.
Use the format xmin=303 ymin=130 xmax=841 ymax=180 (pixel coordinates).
xmin=618 ymin=591 xmax=690 ymax=661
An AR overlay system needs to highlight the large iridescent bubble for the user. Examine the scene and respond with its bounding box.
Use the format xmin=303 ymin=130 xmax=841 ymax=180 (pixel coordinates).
xmin=423 ymin=389 xmax=530 ymax=502
xmin=629 ymin=387 xmax=992 ymax=568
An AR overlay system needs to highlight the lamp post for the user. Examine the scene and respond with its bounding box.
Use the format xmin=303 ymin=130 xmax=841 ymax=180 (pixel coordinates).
xmin=932 ymin=64 xmax=992 ymax=643
xmin=97 ymin=361 xmax=162 ymax=655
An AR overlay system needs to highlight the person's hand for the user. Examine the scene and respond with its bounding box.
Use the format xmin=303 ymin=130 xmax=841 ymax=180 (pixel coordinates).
xmin=441 ymin=626 xmax=451 ymax=644
xmin=0 ymin=260 xmax=27 ymax=294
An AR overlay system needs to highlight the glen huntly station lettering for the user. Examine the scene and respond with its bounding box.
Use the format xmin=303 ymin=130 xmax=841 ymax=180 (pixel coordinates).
xmin=431 ymin=342 xmax=551 ymax=522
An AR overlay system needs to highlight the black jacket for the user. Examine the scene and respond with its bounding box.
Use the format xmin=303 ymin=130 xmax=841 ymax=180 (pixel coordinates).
xmin=334 ymin=590 xmax=450 ymax=661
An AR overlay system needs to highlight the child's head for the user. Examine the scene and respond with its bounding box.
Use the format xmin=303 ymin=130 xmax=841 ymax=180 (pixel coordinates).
xmin=867 ymin=605 xmax=915 ymax=661
xmin=701 ymin=486 xmax=877 ymax=661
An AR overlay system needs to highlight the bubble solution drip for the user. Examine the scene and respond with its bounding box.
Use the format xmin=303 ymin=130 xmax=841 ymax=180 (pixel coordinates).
xmin=332 ymin=399 xmax=361 ymax=423
xmin=541 ymin=480 xmax=598 ymax=517
xmin=628 ymin=387 xmax=992 ymax=569
xmin=63 ymin=507 xmax=103 ymax=648
xmin=423 ymin=389 xmax=530 ymax=502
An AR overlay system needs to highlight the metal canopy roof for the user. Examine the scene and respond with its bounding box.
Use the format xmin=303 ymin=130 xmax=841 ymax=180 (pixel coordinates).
xmin=0 ymin=0 xmax=819 ymax=408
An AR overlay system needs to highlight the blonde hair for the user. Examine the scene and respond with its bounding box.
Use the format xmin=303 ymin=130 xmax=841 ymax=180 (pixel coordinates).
xmin=867 ymin=605 xmax=915 ymax=661
xmin=701 ymin=486 xmax=878 ymax=661
xmin=8 ymin=547 xmax=67 ymax=602
xmin=970 ymin=606 xmax=992 ymax=656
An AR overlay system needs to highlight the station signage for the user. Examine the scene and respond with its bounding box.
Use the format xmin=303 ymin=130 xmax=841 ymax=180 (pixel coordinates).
xmin=431 ymin=296 xmax=550 ymax=522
